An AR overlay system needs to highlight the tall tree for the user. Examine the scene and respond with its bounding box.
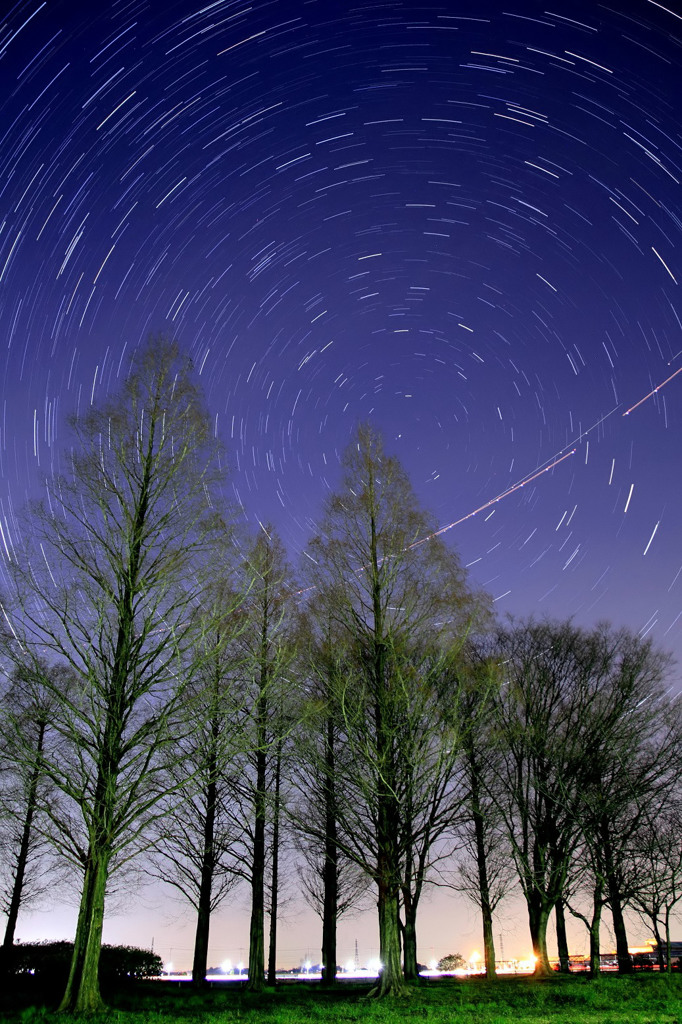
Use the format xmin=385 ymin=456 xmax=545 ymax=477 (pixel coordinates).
xmin=150 ymin=579 xmax=245 ymax=988
xmin=228 ymin=529 xmax=298 ymax=994
xmin=292 ymin=621 xmax=371 ymax=985
xmin=573 ymin=628 xmax=678 ymax=974
xmin=397 ymin=644 xmax=469 ymax=982
xmin=304 ymin=424 xmax=485 ymax=997
xmin=491 ymin=619 xmax=674 ymax=977
xmin=563 ymin=833 xmax=610 ymax=976
xmin=490 ymin=620 xmax=621 ymax=975
xmin=449 ymin=647 xmax=512 ymax=979
xmin=1 ymin=337 xmax=226 ymax=1012
xmin=266 ymin=739 xmax=283 ymax=986
xmin=630 ymin=796 xmax=682 ymax=972
xmin=0 ymin=663 xmax=63 ymax=961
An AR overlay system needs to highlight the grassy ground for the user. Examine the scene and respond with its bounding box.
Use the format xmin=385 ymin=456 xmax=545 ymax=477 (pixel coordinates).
xmin=6 ymin=974 xmax=682 ymax=1024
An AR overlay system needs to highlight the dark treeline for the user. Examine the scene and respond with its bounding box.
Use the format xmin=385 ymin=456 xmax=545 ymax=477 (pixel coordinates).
xmin=0 ymin=338 xmax=680 ymax=1010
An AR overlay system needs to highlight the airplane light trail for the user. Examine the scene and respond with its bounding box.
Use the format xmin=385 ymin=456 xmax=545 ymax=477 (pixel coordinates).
xmin=623 ymin=366 xmax=682 ymax=416
xmin=303 ymin=353 xmax=682 ymax=582
xmin=410 ymin=448 xmax=577 ymax=548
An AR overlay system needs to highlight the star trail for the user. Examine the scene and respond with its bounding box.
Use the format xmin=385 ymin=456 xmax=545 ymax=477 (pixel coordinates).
xmin=1 ymin=0 xmax=682 ymax=666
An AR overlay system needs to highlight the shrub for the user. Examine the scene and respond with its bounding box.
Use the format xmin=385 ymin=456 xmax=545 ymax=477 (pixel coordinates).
xmin=7 ymin=941 xmax=162 ymax=983
xmin=437 ymin=953 xmax=466 ymax=971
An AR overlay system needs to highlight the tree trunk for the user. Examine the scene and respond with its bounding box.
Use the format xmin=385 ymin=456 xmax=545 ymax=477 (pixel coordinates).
xmin=481 ymin=902 xmax=497 ymax=979
xmin=599 ymin=822 xmax=631 ymax=973
xmin=367 ymin=535 xmax=408 ymax=1000
xmin=652 ymin=919 xmax=665 ymax=971
xmin=267 ymin=741 xmax=282 ymax=986
xmin=555 ymin=899 xmax=570 ymax=973
xmin=320 ymin=882 xmax=338 ymax=986
xmin=192 ymin=896 xmax=211 ymax=989
xmin=609 ymin=890 xmax=631 ymax=973
xmin=246 ymin=757 xmax=266 ymax=991
xmin=402 ymin=896 xmax=418 ymax=981
xmin=469 ymin=746 xmax=496 ymax=978
xmin=2 ymin=719 xmax=46 ymax=954
xmin=370 ymin=885 xmax=408 ymax=998
xmin=321 ymin=715 xmax=338 ymax=986
xmin=191 ymin=764 xmax=217 ymax=987
xmin=528 ymin=896 xmax=552 ymax=976
xmin=246 ymin=584 xmax=271 ymax=994
xmin=61 ymin=686 xmax=123 ymax=1013
xmin=589 ymin=885 xmax=602 ymax=975
xmin=401 ymin=821 xmax=419 ymax=982
xmin=59 ymin=847 xmax=109 ymax=1013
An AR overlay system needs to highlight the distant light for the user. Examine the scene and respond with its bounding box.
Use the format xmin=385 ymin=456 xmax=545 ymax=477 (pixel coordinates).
xmin=221 ymin=959 xmax=232 ymax=975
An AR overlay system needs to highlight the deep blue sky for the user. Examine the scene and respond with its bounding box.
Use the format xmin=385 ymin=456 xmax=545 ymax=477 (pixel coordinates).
xmin=2 ymin=0 xmax=682 ymax=966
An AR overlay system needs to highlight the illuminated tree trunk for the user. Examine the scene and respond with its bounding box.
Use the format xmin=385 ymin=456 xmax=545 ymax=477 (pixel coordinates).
xmin=528 ymin=896 xmax=552 ymax=976
xmin=374 ymin=882 xmax=406 ymax=997
xmin=59 ymin=845 xmax=110 ymax=1012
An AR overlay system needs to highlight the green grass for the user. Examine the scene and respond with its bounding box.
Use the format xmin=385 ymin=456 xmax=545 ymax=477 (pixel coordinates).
xmin=6 ymin=974 xmax=682 ymax=1024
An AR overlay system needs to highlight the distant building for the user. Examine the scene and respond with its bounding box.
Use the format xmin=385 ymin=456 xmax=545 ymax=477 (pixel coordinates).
xmin=629 ymin=939 xmax=682 ymax=970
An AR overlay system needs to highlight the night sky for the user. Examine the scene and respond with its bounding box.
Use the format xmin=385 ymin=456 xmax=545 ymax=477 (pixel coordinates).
xmin=2 ymin=0 xmax=682 ymax=968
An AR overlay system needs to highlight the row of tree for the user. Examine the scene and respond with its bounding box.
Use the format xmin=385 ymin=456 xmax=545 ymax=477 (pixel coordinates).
xmin=0 ymin=338 xmax=679 ymax=1010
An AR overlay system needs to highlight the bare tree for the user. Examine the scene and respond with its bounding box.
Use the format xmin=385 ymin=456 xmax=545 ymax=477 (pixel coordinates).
xmin=630 ymin=797 xmax=682 ymax=972
xmin=0 ymin=337 xmax=227 ymax=1012
xmin=491 ymin=619 xmax=675 ymax=977
xmin=573 ymin=627 xmax=677 ymax=974
xmin=265 ymin=731 xmax=301 ymax=986
xmin=491 ymin=621 xmax=631 ymax=975
xmin=303 ymin=424 xmax=486 ymax=997
xmin=226 ymin=528 xmax=298 ymax=993
xmin=296 ymin=841 xmax=370 ymax=937
xmin=292 ymin=623 xmax=372 ymax=983
xmin=397 ymin=644 xmax=471 ymax=982
xmin=436 ymin=644 xmax=512 ymax=979
xmin=149 ymin=579 xmax=246 ymax=987
xmin=0 ymin=663 xmax=66 ymax=960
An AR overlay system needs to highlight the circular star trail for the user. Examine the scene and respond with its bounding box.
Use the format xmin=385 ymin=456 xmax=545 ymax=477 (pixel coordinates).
xmin=1 ymin=0 xmax=682 ymax=660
